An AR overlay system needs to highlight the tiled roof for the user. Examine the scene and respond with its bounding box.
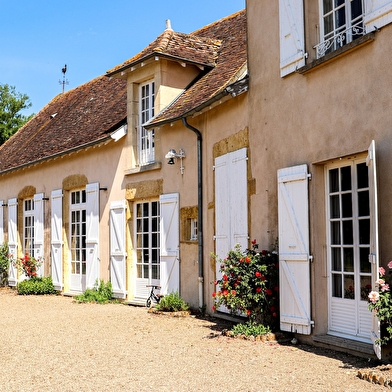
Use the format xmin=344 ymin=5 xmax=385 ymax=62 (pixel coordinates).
xmin=147 ymin=10 xmax=247 ymax=126
xmin=0 ymin=75 xmax=127 ymax=173
xmin=106 ymin=30 xmax=222 ymax=75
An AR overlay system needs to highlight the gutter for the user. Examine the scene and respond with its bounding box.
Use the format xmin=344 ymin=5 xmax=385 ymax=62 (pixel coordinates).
xmin=181 ymin=117 xmax=204 ymax=310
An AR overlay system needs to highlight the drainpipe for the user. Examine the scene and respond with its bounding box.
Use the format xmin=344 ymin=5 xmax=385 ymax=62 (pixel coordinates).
xmin=182 ymin=117 xmax=204 ymax=310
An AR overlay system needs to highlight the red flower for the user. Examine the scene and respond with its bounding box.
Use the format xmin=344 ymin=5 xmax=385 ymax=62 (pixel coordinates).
xmin=214 ymin=280 xmax=218 ymax=286
xmin=212 ymin=292 xmax=216 ymax=298
xmin=222 ymin=289 xmax=229 ymax=296
xmin=212 ymin=306 xmax=216 ymax=311
xmin=265 ymin=289 xmax=273 ymax=296
xmin=256 ymin=287 xmax=262 ymax=293
xmin=255 ymin=271 xmax=261 ymax=277
xmin=231 ymin=290 xmax=236 ymax=296
xmin=246 ymin=309 xmax=251 ymax=316
xmin=245 ymin=257 xmax=251 ymax=263
xmin=252 ymin=239 xmax=257 ymax=245
xmin=274 ymin=286 xmax=279 ymax=292
xmin=223 ymin=274 xmax=228 ymax=281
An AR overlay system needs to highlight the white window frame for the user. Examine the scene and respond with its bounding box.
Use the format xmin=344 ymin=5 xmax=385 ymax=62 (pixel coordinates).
xmin=23 ymin=198 xmax=34 ymax=257
xmin=139 ymin=81 xmax=155 ymax=165
xmin=190 ymin=218 xmax=198 ymax=241
xmin=316 ymin=0 xmax=365 ymax=58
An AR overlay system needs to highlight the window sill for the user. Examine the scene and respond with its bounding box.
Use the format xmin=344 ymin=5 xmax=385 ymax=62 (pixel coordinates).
xmin=125 ymin=161 xmax=162 ymax=175
xmin=297 ymin=32 xmax=376 ymax=75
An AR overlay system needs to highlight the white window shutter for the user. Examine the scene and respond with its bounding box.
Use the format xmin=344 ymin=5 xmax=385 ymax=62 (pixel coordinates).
xmin=110 ymin=200 xmax=127 ymax=299
xmin=365 ymin=0 xmax=392 ymax=32
xmin=367 ymin=140 xmax=381 ymax=359
xmin=34 ymin=193 xmax=44 ymax=277
xmin=279 ymin=0 xmax=305 ymax=77
xmin=0 ymin=201 xmax=4 ymax=244
xmin=86 ymin=182 xmax=100 ymax=289
xmin=7 ymin=198 xmax=18 ymax=287
xmin=159 ymin=193 xmax=180 ymax=295
xmin=278 ymin=164 xmax=312 ymax=334
xmin=51 ymin=189 xmax=63 ymax=291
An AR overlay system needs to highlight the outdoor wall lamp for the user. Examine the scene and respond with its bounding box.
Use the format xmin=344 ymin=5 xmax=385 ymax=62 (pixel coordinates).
xmin=165 ymin=148 xmax=186 ymax=174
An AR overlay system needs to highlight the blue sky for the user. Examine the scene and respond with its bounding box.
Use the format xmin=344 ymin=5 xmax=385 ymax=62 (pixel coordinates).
xmin=0 ymin=1 xmax=245 ymax=116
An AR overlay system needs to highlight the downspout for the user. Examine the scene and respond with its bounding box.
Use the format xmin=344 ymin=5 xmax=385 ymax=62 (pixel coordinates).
xmin=182 ymin=117 xmax=204 ymax=309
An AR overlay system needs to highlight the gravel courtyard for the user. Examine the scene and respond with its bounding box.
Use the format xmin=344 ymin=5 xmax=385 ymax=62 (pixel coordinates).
xmin=0 ymin=288 xmax=389 ymax=391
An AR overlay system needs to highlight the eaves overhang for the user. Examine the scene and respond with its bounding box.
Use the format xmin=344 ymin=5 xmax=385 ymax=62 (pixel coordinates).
xmin=106 ymin=52 xmax=214 ymax=78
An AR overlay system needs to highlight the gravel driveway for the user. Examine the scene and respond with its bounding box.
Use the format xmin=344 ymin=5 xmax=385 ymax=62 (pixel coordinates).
xmin=0 ymin=288 xmax=388 ymax=391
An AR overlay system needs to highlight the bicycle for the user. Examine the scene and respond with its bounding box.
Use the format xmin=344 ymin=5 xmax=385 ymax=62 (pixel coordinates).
xmin=146 ymin=285 xmax=163 ymax=308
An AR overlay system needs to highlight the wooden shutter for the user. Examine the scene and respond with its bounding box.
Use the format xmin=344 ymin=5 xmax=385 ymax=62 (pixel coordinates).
xmin=160 ymin=193 xmax=180 ymax=295
xmin=86 ymin=183 xmax=100 ymax=289
xmin=278 ymin=164 xmax=312 ymax=334
xmin=279 ymin=0 xmax=305 ymax=77
xmin=110 ymin=200 xmax=127 ymax=299
xmin=34 ymin=193 xmax=44 ymax=277
xmin=51 ymin=189 xmax=63 ymax=291
xmin=365 ymin=0 xmax=392 ymax=32
xmin=0 ymin=201 xmax=4 ymax=244
xmin=367 ymin=140 xmax=381 ymax=359
xmin=7 ymin=198 xmax=18 ymax=286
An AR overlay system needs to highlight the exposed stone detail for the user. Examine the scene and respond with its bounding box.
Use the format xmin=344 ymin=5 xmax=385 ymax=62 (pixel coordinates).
xmin=126 ymin=179 xmax=163 ymax=200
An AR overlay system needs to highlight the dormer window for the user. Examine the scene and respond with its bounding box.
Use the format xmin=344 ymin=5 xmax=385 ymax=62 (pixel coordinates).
xmin=316 ymin=0 xmax=365 ymax=58
xmin=139 ymin=81 xmax=155 ymax=165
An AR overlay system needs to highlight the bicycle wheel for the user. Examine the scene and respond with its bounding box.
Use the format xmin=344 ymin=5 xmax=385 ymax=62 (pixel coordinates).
xmin=146 ymin=297 xmax=152 ymax=308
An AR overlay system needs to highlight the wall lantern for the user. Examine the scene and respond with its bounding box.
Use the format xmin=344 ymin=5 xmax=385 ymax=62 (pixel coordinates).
xmin=165 ymin=149 xmax=186 ymax=174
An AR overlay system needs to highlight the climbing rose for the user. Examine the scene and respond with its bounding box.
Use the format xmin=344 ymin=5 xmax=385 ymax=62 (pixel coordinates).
xmin=255 ymin=271 xmax=261 ymax=277
xmin=368 ymin=291 xmax=380 ymax=303
xmin=379 ymin=267 xmax=386 ymax=276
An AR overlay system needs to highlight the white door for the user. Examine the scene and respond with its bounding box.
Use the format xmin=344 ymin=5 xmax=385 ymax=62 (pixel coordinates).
xmin=110 ymin=200 xmax=127 ymax=299
xmin=326 ymin=147 xmax=376 ymax=343
xmin=160 ymin=193 xmax=180 ymax=295
xmin=7 ymin=198 xmax=18 ymax=287
xmin=278 ymin=164 xmax=312 ymax=334
xmin=214 ymin=148 xmax=248 ymax=311
xmin=51 ymin=189 xmax=63 ymax=291
xmin=134 ymin=200 xmax=161 ymax=299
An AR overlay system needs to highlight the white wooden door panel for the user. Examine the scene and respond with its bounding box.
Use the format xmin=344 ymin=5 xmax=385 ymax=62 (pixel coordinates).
xmin=278 ymin=164 xmax=312 ymax=334
xmin=160 ymin=193 xmax=179 ymax=295
xmin=51 ymin=190 xmax=63 ymax=290
xmin=110 ymin=200 xmax=127 ymax=299
xmin=7 ymin=198 xmax=18 ymax=286
xmin=34 ymin=193 xmax=44 ymax=276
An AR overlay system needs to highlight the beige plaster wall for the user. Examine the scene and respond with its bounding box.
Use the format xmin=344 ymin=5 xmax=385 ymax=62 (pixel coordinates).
xmin=0 ymin=139 xmax=127 ymax=289
xmin=247 ymin=0 xmax=392 ymax=337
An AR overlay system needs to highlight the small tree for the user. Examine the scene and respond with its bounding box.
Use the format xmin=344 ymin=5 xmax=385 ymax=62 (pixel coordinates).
xmin=0 ymin=83 xmax=34 ymax=144
xmin=212 ymin=242 xmax=279 ymax=329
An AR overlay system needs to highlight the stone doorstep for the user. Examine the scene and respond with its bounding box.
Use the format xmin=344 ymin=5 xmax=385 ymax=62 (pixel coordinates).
xmin=312 ymin=334 xmax=375 ymax=357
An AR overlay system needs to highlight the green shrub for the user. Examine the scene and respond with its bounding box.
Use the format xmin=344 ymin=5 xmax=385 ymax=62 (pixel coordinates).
xmin=231 ymin=321 xmax=270 ymax=337
xmin=0 ymin=242 xmax=10 ymax=286
xmin=74 ymin=280 xmax=113 ymax=304
xmin=156 ymin=291 xmax=189 ymax=312
xmin=17 ymin=276 xmax=57 ymax=295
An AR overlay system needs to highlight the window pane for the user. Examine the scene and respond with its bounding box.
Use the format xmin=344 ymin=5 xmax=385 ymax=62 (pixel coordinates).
xmin=351 ymin=0 xmax=363 ymax=20
xmin=342 ymin=220 xmax=353 ymax=244
xmin=358 ymin=190 xmax=369 ymax=217
xmin=359 ymin=219 xmax=370 ymax=244
xmin=344 ymin=275 xmax=354 ymax=299
xmin=360 ymin=247 xmax=370 ymax=273
xmin=336 ymin=7 xmax=346 ymax=29
xmin=331 ymin=222 xmax=341 ymax=244
xmin=341 ymin=193 xmax=352 ymax=218
xmin=340 ymin=166 xmax=351 ymax=191
xmin=329 ymin=168 xmax=339 ymax=192
xmin=330 ymin=195 xmax=340 ymax=218
xmin=343 ymin=247 xmax=354 ymax=272
xmin=332 ymin=274 xmax=342 ymax=297
xmin=357 ymin=162 xmax=368 ymax=189
xmin=331 ymin=247 xmax=341 ymax=271
xmin=323 ymin=0 xmax=333 ymax=14
xmin=360 ymin=276 xmax=372 ymax=301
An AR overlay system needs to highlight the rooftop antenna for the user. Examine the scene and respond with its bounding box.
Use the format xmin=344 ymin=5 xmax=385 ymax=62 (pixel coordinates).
xmin=59 ymin=64 xmax=69 ymax=93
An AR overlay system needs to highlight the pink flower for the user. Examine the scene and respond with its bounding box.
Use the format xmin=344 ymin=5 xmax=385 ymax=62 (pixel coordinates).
xmin=381 ymin=284 xmax=390 ymax=292
xmin=376 ymin=279 xmax=385 ymax=286
xmin=379 ymin=267 xmax=386 ymax=276
xmin=388 ymin=260 xmax=392 ymax=269
xmin=368 ymin=291 xmax=380 ymax=303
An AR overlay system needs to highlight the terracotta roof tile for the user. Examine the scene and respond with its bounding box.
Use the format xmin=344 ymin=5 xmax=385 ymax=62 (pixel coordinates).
xmin=107 ymin=30 xmax=221 ymax=74
xmin=0 ymin=75 xmax=127 ymax=173
xmin=147 ymin=10 xmax=247 ymax=126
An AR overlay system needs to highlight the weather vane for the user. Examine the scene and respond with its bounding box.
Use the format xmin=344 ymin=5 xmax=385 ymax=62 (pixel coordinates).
xmin=59 ymin=64 xmax=69 ymax=93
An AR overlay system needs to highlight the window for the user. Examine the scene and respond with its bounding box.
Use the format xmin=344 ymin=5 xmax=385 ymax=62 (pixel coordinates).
xmin=139 ymin=81 xmax=155 ymax=165
xmin=190 ymin=218 xmax=198 ymax=241
xmin=70 ymin=190 xmax=86 ymax=277
xmin=23 ymin=199 xmax=34 ymax=256
xmin=317 ymin=0 xmax=364 ymax=58
xmin=136 ymin=201 xmax=160 ymax=281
